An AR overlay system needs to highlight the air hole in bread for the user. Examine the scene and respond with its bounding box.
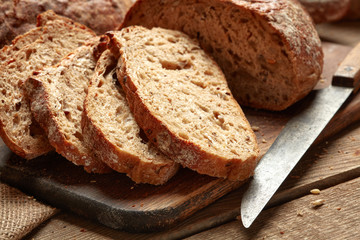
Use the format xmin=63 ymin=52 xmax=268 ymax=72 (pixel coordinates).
xmin=8 ymin=63 xmax=16 ymax=69
xmin=97 ymin=80 xmax=104 ymax=88
xmin=74 ymin=131 xmax=83 ymax=142
xmin=64 ymin=111 xmax=71 ymax=121
xmin=204 ymin=70 xmax=213 ymax=76
xmin=167 ymin=37 xmax=176 ymax=43
xmin=115 ymin=106 xmax=122 ymax=115
xmin=25 ymin=49 xmax=35 ymax=61
xmin=13 ymin=114 xmax=20 ymax=126
xmin=15 ymin=102 xmax=21 ymax=111
xmin=29 ymin=120 xmax=43 ymax=137
xmin=191 ymin=80 xmax=206 ymax=89
xmin=147 ymin=56 xmax=155 ymax=63
xmin=77 ymin=105 xmax=83 ymax=112
xmin=139 ymin=128 xmax=149 ymax=144
xmin=160 ymin=60 xmax=182 ymax=70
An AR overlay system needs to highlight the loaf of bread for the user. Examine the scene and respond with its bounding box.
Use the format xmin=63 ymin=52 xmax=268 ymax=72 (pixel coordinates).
xmin=298 ymin=0 xmax=351 ymax=23
xmin=121 ymin=0 xmax=324 ymax=111
xmin=25 ymin=37 xmax=111 ymax=173
xmin=0 ymin=11 xmax=95 ymax=159
xmin=82 ymin=49 xmax=179 ymax=184
xmin=0 ymin=0 xmax=133 ymax=48
xmin=108 ymin=26 xmax=259 ymax=181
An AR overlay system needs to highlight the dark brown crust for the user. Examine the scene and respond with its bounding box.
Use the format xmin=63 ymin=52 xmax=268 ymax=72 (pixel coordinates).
xmin=108 ymin=29 xmax=259 ymax=181
xmin=82 ymin=50 xmax=179 ymax=185
xmin=120 ymin=0 xmax=324 ymax=111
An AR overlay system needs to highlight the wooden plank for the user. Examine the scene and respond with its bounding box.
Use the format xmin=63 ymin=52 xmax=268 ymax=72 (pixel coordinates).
xmin=25 ymin=121 xmax=360 ymax=240
xmin=187 ymin=177 xmax=360 ymax=240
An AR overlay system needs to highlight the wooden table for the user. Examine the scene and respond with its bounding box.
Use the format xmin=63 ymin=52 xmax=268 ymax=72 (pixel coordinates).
xmin=22 ymin=21 xmax=360 ymax=240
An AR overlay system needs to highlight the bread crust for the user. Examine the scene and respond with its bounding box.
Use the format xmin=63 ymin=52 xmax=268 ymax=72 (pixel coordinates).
xmin=121 ymin=0 xmax=324 ymax=111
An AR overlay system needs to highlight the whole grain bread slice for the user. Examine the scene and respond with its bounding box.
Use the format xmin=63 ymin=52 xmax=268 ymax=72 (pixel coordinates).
xmin=82 ymin=49 xmax=179 ymax=184
xmin=25 ymin=37 xmax=111 ymax=173
xmin=108 ymin=26 xmax=259 ymax=181
xmin=0 ymin=11 xmax=96 ymax=159
xmin=121 ymin=0 xmax=324 ymax=111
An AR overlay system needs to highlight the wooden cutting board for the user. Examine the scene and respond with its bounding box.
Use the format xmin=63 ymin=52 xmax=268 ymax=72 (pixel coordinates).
xmin=1 ymin=42 xmax=360 ymax=233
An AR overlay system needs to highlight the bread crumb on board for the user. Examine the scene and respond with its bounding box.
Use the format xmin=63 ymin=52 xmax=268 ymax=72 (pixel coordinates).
xmin=251 ymin=126 xmax=260 ymax=131
xmin=310 ymin=189 xmax=321 ymax=195
xmin=311 ymin=199 xmax=325 ymax=207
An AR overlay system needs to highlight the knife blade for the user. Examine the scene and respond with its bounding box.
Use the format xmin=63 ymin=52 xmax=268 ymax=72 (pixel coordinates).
xmin=241 ymin=42 xmax=360 ymax=228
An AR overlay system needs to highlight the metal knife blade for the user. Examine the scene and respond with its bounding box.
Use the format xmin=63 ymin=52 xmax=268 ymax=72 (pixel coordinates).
xmin=241 ymin=42 xmax=360 ymax=228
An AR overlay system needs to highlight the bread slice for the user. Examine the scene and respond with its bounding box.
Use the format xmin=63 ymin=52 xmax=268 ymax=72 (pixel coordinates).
xmin=121 ymin=0 xmax=324 ymax=111
xmin=0 ymin=12 xmax=96 ymax=159
xmin=108 ymin=26 xmax=259 ymax=181
xmin=25 ymin=37 xmax=111 ymax=173
xmin=82 ymin=49 xmax=179 ymax=184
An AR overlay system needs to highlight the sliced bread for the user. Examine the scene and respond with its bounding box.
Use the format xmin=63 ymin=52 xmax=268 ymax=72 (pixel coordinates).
xmin=121 ymin=0 xmax=324 ymax=111
xmin=108 ymin=26 xmax=259 ymax=181
xmin=0 ymin=12 xmax=95 ymax=159
xmin=25 ymin=37 xmax=111 ymax=173
xmin=82 ymin=49 xmax=179 ymax=184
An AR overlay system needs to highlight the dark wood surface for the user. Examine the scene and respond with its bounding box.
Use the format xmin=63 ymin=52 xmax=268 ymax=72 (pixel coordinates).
xmin=1 ymin=22 xmax=360 ymax=239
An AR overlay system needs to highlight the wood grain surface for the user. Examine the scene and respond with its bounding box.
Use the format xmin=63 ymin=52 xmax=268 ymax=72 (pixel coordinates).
xmin=188 ymin=177 xmax=360 ymax=240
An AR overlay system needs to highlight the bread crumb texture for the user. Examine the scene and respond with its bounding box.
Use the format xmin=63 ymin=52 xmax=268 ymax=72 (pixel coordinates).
xmin=110 ymin=26 xmax=259 ymax=181
xmin=83 ymin=50 xmax=178 ymax=184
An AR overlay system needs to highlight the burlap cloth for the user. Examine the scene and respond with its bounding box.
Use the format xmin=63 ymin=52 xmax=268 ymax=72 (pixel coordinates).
xmin=0 ymin=183 xmax=58 ymax=240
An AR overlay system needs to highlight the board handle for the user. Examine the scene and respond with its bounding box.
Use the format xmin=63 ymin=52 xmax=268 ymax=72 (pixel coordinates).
xmin=332 ymin=42 xmax=360 ymax=93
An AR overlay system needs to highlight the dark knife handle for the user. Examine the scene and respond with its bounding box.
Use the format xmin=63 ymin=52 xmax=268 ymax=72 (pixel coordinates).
xmin=332 ymin=42 xmax=360 ymax=93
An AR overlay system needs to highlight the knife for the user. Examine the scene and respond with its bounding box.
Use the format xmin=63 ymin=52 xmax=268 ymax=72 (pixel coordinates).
xmin=241 ymin=42 xmax=360 ymax=228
